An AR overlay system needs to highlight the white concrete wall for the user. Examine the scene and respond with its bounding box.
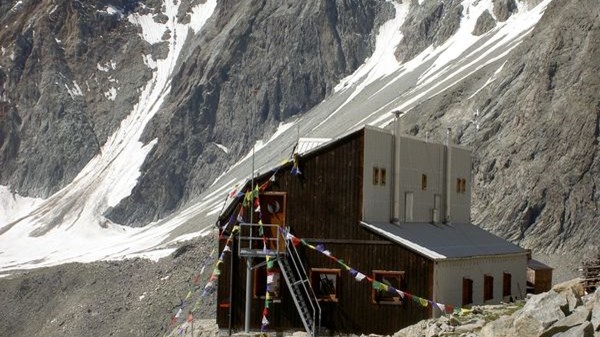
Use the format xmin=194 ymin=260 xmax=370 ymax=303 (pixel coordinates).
xmin=396 ymin=136 xmax=445 ymax=223
xmin=362 ymin=127 xmax=393 ymax=223
xmin=433 ymin=254 xmax=528 ymax=313
xmin=449 ymin=146 xmax=471 ymax=224
xmin=361 ymin=129 xmax=472 ymax=225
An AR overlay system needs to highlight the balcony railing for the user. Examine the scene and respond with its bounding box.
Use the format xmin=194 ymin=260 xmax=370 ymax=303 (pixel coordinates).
xmin=238 ymin=222 xmax=287 ymax=257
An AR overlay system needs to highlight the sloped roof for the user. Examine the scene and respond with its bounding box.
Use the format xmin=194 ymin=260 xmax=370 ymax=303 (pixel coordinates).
xmin=360 ymin=221 xmax=526 ymax=261
xmin=528 ymin=259 xmax=553 ymax=270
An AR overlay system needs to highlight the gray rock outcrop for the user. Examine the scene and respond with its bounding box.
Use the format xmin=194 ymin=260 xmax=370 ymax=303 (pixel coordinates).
xmin=395 ymin=0 xmax=463 ymax=63
xmin=402 ymin=0 xmax=600 ymax=280
xmin=473 ymin=10 xmax=496 ymax=36
xmin=492 ymin=0 xmax=518 ymax=22
xmin=106 ymin=0 xmax=395 ymax=226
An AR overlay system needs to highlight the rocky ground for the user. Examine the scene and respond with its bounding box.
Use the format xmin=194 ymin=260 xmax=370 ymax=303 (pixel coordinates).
xmin=2 ymin=237 xmax=599 ymax=337
xmin=161 ymin=279 xmax=600 ymax=337
xmin=0 ymin=232 xmax=218 ymax=337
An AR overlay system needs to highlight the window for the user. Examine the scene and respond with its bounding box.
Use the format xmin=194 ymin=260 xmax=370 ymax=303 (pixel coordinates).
xmin=372 ymin=270 xmax=405 ymax=305
xmin=457 ymin=178 xmax=467 ymax=193
xmin=405 ymin=192 xmax=414 ymax=222
xmin=310 ymin=268 xmax=340 ymax=302
xmin=380 ymin=168 xmax=386 ymax=186
xmin=503 ymin=273 xmax=512 ymax=298
xmin=462 ymin=278 xmax=473 ymax=306
xmin=253 ymin=263 xmax=282 ymax=300
xmin=484 ymin=274 xmax=494 ymax=301
xmin=373 ymin=167 xmax=379 ymax=185
xmin=421 ymin=174 xmax=427 ymax=190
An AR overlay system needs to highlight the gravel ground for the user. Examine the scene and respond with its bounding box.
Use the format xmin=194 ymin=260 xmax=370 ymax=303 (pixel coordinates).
xmin=0 ymin=230 xmax=219 ymax=337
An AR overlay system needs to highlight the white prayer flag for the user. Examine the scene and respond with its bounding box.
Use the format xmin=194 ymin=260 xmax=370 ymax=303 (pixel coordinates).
xmin=355 ymin=272 xmax=366 ymax=281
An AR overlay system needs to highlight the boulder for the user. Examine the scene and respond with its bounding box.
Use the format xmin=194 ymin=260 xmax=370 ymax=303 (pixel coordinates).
xmin=513 ymin=290 xmax=568 ymax=335
xmin=479 ymin=315 xmax=516 ymax=337
xmin=454 ymin=319 xmax=485 ymax=334
xmin=590 ymin=289 xmax=600 ymax=331
xmin=540 ymin=306 xmax=592 ymax=337
xmin=554 ymin=321 xmax=594 ymax=337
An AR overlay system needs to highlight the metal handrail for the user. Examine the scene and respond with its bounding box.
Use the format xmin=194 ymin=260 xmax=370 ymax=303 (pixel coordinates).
xmin=286 ymin=237 xmax=321 ymax=337
xmin=237 ymin=222 xmax=286 ymax=256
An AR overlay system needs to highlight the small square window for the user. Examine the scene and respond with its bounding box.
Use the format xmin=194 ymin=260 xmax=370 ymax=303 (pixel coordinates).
xmin=253 ymin=263 xmax=282 ymax=300
xmin=421 ymin=174 xmax=427 ymax=190
xmin=373 ymin=167 xmax=379 ymax=185
xmin=310 ymin=268 xmax=340 ymax=302
xmin=372 ymin=270 xmax=405 ymax=305
xmin=380 ymin=169 xmax=386 ymax=186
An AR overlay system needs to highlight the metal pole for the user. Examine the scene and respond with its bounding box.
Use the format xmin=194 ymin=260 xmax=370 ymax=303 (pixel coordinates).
xmin=244 ymin=109 xmax=257 ymax=333
xmin=392 ymin=110 xmax=403 ymax=224
xmin=244 ymin=257 xmax=253 ymax=332
xmin=228 ymin=237 xmax=235 ymax=336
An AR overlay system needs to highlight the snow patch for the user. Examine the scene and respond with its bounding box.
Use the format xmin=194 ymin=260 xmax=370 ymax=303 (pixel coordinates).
xmin=9 ymin=1 xmax=23 ymax=13
xmin=214 ymin=143 xmax=230 ymax=154
xmin=65 ymin=81 xmax=84 ymax=99
xmin=0 ymin=186 xmax=44 ymax=229
xmin=0 ymin=0 xmax=218 ymax=272
xmin=97 ymin=63 xmax=110 ymax=72
xmin=316 ymin=0 xmax=409 ymax=131
xmin=104 ymin=87 xmax=117 ymax=101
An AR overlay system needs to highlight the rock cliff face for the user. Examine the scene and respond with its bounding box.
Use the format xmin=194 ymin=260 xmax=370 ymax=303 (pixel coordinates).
xmin=402 ymin=0 xmax=600 ymax=277
xmin=0 ymin=0 xmax=598 ymax=277
xmin=107 ymin=0 xmax=394 ymax=225
xmin=0 ymin=0 xmax=152 ymax=196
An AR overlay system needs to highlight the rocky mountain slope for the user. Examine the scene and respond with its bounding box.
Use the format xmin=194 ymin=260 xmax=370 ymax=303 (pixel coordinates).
xmin=0 ymin=233 xmax=218 ymax=337
xmin=0 ymin=0 xmax=598 ymax=278
xmin=403 ymin=0 xmax=600 ymax=277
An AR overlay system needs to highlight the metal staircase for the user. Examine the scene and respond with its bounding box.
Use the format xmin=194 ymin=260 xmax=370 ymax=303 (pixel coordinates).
xmin=238 ymin=222 xmax=320 ymax=336
xmin=278 ymin=238 xmax=321 ymax=337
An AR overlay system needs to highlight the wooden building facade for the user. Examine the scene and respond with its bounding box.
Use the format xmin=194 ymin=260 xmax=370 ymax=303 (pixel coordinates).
xmin=215 ymin=125 xmax=528 ymax=336
xmin=216 ymin=129 xmax=432 ymax=335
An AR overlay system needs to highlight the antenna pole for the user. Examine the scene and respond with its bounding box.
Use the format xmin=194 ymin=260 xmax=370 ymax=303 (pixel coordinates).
xmin=244 ymin=109 xmax=256 ymax=333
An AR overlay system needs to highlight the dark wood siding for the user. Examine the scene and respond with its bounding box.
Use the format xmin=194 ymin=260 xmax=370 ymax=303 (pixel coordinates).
xmin=217 ymin=130 xmax=434 ymax=335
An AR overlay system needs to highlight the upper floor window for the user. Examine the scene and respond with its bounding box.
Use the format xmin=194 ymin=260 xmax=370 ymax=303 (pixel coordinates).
xmin=373 ymin=167 xmax=379 ymax=185
xmin=421 ymin=174 xmax=427 ymax=190
xmin=380 ymin=168 xmax=386 ymax=186
xmin=456 ymin=178 xmax=467 ymax=193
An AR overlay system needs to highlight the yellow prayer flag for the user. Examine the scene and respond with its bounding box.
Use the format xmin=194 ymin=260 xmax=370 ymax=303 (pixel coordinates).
xmin=419 ymin=298 xmax=429 ymax=307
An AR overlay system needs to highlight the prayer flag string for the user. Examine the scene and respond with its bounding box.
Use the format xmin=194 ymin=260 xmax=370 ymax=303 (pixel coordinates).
xmin=280 ymin=228 xmax=471 ymax=316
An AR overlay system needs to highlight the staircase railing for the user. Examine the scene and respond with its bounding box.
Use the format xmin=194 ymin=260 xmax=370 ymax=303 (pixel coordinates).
xmin=278 ymin=234 xmax=321 ymax=337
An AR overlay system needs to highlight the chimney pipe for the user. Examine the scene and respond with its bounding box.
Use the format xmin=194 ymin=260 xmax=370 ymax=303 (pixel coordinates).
xmin=392 ymin=110 xmax=403 ymax=225
xmin=445 ymin=128 xmax=452 ymax=223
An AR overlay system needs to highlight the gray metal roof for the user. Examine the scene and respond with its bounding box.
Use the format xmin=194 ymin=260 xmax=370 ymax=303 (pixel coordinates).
xmin=360 ymin=221 xmax=526 ymax=261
